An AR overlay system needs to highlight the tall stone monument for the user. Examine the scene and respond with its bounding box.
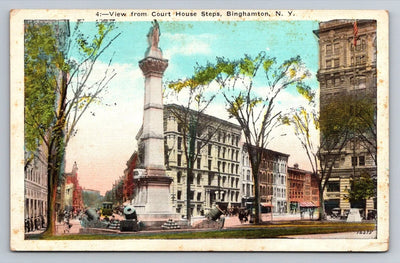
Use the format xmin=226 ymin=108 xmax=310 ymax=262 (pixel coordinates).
xmin=132 ymin=21 xmax=178 ymax=225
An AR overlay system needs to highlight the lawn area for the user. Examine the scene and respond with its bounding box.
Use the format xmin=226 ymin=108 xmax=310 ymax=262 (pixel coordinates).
xmin=33 ymin=221 xmax=376 ymax=240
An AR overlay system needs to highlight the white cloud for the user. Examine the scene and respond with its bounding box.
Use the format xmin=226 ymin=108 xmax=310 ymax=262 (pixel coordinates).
xmin=163 ymin=33 xmax=215 ymax=58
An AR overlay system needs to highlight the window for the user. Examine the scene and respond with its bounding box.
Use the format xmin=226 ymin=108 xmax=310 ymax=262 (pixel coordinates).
xmin=334 ymin=58 xmax=339 ymax=67
xmin=177 ymin=171 xmax=182 ymax=183
xmin=189 ymin=173 xmax=194 ymax=184
xmin=326 ymin=44 xmax=332 ymax=56
xmin=222 ymin=162 xmax=226 ymax=173
xmin=197 ymin=174 xmax=201 ymax=185
xmin=197 ymin=158 xmax=201 ymax=169
xmin=177 ymin=154 xmax=182 ymax=166
xmin=208 ymin=160 xmax=212 ymax=170
xmin=190 ymin=191 xmax=194 ymax=200
xmin=223 ymin=147 xmax=226 ymax=158
xmin=327 ymin=182 xmax=340 ymax=192
xmin=177 ymin=137 xmax=182 ymax=150
xmin=197 ymin=192 xmax=201 ymax=201
xmin=326 ymin=59 xmax=332 ymax=68
xmin=359 ymin=156 xmax=365 ymax=166
xmin=178 ymin=123 xmax=183 ymax=132
xmin=334 ymin=43 xmax=340 ymax=54
xmin=177 ymin=190 xmax=182 ymax=200
xmin=217 ymin=146 xmax=221 ymax=157
xmin=208 ymin=144 xmax=212 ymax=156
xmin=208 ymin=173 xmax=213 ymax=185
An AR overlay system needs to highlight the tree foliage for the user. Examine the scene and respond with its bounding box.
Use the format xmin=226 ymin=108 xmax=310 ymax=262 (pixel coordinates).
xmin=24 ymin=23 xmax=66 ymax=163
xmin=345 ymin=171 xmax=376 ymax=206
xmin=283 ymin=88 xmax=377 ymax=219
xmin=171 ymin=51 xmax=312 ymax=223
xmin=24 ymin=20 xmax=120 ymax=235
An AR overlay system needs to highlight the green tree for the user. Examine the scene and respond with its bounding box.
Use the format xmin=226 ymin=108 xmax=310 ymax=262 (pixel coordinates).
xmin=172 ymin=52 xmax=311 ymax=223
xmin=345 ymin=171 xmax=376 ymax=211
xmin=283 ymin=91 xmax=376 ymax=220
xmin=24 ymin=21 xmax=120 ymax=235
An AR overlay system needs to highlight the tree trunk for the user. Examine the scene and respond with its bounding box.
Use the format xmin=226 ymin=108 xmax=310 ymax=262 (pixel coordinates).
xmin=43 ymin=123 xmax=65 ymax=236
xmin=186 ymin=163 xmax=192 ymax=224
xmin=318 ymin=185 xmax=325 ymax=221
xmin=253 ymin=173 xmax=260 ymax=224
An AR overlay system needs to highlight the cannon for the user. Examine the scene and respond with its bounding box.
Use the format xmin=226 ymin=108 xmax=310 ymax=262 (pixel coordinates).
xmin=120 ymin=205 xmax=139 ymax=232
xmin=80 ymin=208 xmax=109 ymax=229
xmin=123 ymin=205 xmax=138 ymax=220
xmin=206 ymin=205 xmax=224 ymax=221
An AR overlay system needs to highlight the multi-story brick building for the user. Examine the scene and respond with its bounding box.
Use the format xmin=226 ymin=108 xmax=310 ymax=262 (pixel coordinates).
xmin=122 ymin=152 xmax=137 ymax=204
xmin=288 ymin=164 xmax=319 ymax=213
xmin=314 ymin=19 xmax=377 ymax=216
xmin=258 ymin=148 xmax=289 ymax=213
xmin=63 ymin=162 xmax=84 ymax=215
xmin=164 ymin=104 xmax=242 ymax=217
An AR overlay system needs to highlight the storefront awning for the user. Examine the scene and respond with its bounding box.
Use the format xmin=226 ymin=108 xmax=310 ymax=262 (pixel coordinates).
xmin=261 ymin=203 xmax=274 ymax=207
xmin=299 ymin=201 xmax=318 ymax=207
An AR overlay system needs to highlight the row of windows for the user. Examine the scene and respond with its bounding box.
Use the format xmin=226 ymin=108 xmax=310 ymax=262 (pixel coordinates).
xmin=273 ymin=187 xmax=286 ymax=198
xmin=260 ymin=160 xmax=287 ymax=173
xmin=242 ymin=169 xmax=251 ymax=181
xmin=325 ymin=54 xmax=368 ymax=69
xmin=175 ymin=190 xmax=240 ymax=203
xmin=25 ymin=167 xmax=46 ymax=185
xmin=325 ymin=39 xmax=367 ymax=57
xmin=176 ymin=171 xmax=240 ymax=189
xmin=176 ymin=154 xmax=239 ymax=175
xmin=176 ymin=122 xmax=240 ymax=147
xmin=351 ymin=156 xmax=366 ymax=167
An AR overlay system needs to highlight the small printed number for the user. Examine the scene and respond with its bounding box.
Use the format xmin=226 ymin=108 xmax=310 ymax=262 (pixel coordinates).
xmin=357 ymin=230 xmax=373 ymax=234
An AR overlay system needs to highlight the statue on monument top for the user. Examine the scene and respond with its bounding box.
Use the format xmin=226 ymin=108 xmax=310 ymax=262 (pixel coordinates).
xmin=147 ymin=19 xmax=160 ymax=50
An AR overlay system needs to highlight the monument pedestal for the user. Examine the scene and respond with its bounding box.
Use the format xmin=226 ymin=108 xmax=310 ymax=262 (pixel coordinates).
xmin=132 ymin=171 xmax=180 ymax=227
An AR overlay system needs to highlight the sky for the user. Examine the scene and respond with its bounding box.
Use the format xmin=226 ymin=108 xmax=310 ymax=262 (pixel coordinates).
xmin=64 ymin=20 xmax=320 ymax=195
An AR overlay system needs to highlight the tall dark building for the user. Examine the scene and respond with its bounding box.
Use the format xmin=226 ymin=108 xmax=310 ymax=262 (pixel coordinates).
xmin=314 ymin=20 xmax=377 ymax=216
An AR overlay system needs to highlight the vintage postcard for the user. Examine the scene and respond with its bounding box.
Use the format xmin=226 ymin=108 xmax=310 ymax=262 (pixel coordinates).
xmin=10 ymin=9 xmax=389 ymax=251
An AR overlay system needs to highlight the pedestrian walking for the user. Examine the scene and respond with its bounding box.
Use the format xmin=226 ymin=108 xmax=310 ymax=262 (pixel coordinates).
xmin=30 ymin=217 xmax=34 ymax=231
xmin=40 ymin=214 xmax=45 ymax=228
xmin=25 ymin=218 xmax=29 ymax=233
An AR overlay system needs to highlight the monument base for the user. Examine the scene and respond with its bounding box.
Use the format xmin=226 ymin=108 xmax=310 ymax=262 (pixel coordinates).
xmin=346 ymin=208 xmax=362 ymax=222
xmin=131 ymin=172 xmax=180 ymax=227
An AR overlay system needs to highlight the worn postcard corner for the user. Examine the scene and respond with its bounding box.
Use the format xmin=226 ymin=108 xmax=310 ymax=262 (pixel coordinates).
xmin=10 ymin=9 xmax=389 ymax=252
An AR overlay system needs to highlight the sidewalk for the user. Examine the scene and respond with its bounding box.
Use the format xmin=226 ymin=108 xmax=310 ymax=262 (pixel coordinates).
xmin=55 ymin=219 xmax=82 ymax=235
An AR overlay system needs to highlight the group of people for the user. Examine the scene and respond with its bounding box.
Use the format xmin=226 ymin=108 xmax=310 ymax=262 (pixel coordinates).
xmin=300 ymin=207 xmax=316 ymax=219
xmin=24 ymin=215 xmax=45 ymax=232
